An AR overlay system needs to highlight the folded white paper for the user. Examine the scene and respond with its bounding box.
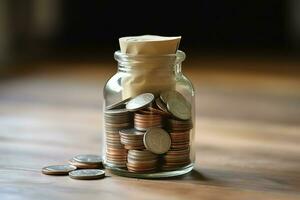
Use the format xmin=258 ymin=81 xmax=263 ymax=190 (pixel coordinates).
xmin=119 ymin=35 xmax=181 ymax=99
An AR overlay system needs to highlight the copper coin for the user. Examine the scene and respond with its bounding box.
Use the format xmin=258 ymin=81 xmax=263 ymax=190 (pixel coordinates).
xmin=155 ymin=98 xmax=170 ymax=114
xmin=69 ymin=159 xmax=103 ymax=169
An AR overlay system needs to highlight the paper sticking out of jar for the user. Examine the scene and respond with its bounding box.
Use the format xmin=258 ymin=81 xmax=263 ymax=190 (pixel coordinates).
xmin=119 ymin=35 xmax=181 ymax=99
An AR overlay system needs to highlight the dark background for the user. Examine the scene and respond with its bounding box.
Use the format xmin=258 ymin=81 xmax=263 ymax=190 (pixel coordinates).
xmin=0 ymin=0 xmax=299 ymax=67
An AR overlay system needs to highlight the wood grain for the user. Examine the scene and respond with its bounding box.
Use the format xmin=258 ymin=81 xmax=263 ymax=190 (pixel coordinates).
xmin=0 ymin=60 xmax=300 ymax=200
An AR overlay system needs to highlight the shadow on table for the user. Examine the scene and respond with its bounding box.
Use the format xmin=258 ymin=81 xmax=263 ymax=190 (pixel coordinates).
xmin=158 ymin=169 xmax=210 ymax=182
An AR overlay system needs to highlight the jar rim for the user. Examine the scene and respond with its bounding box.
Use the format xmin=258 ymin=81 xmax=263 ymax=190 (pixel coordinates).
xmin=114 ymin=50 xmax=186 ymax=63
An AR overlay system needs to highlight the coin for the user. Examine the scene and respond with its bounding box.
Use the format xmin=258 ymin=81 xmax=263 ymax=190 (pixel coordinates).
xmin=42 ymin=165 xmax=76 ymax=175
xmin=69 ymin=159 xmax=103 ymax=169
xmin=162 ymin=149 xmax=191 ymax=170
xmin=127 ymin=150 xmax=158 ymax=173
xmin=126 ymin=93 xmax=154 ymax=111
xmin=69 ymin=169 xmax=105 ymax=180
xmin=160 ymin=90 xmax=191 ymax=120
xmin=167 ymin=119 xmax=193 ymax=131
xmin=73 ymin=154 xmax=102 ymax=164
xmin=119 ymin=129 xmax=145 ymax=150
xmin=134 ymin=112 xmax=162 ymax=131
xmin=155 ymin=98 xmax=170 ymax=114
xmin=104 ymin=108 xmax=130 ymax=115
xmin=146 ymin=106 xmax=169 ymax=116
xmin=106 ymin=97 xmax=131 ymax=110
xmin=167 ymin=98 xmax=191 ymax=120
xmin=143 ymin=127 xmax=171 ymax=154
xmin=104 ymin=107 xmax=132 ymax=167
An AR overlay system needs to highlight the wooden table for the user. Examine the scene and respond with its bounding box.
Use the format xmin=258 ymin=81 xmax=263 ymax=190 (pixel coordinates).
xmin=1 ymin=59 xmax=300 ymax=200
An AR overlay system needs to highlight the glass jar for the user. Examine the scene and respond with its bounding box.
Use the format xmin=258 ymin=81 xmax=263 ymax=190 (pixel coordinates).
xmin=102 ymin=50 xmax=195 ymax=178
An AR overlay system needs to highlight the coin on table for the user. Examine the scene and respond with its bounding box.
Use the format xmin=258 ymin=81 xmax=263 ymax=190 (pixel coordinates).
xmin=106 ymin=97 xmax=131 ymax=110
xmin=73 ymin=154 xmax=102 ymax=164
xmin=69 ymin=159 xmax=103 ymax=169
xmin=69 ymin=169 xmax=105 ymax=180
xmin=126 ymin=93 xmax=154 ymax=111
xmin=143 ymin=127 xmax=171 ymax=154
xmin=42 ymin=165 xmax=77 ymax=175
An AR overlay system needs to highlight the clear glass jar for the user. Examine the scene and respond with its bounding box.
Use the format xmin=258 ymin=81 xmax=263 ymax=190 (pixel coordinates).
xmin=102 ymin=50 xmax=195 ymax=178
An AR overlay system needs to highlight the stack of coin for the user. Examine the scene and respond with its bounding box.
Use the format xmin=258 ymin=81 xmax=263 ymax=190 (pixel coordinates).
xmin=69 ymin=154 xmax=103 ymax=169
xmin=106 ymin=147 xmax=128 ymax=168
xmin=119 ymin=129 xmax=145 ymax=150
xmin=127 ymin=150 xmax=158 ymax=173
xmin=104 ymin=108 xmax=132 ymax=168
xmin=42 ymin=154 xmax=106 ymax=180
xmin=103 ymin=91 xmax=194 ymax=173
xmin=134 ymin=112 xmax=162 ymax=131
xmin=169 ymin=131 xmax=190 ymax=150
xmin=166 ymin=119 xmax=193 ymax=132
xmin=162 ymin=148 xmax=191 ymax=171
xmin=163 ymin=119 xmax=192 ymax=170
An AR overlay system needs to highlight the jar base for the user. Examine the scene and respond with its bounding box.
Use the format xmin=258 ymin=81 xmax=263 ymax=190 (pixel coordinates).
xmin=105 ymin=163 xmax=194 ymax=179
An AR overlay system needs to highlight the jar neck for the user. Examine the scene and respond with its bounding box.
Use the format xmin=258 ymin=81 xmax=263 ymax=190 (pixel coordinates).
xmin=115 ymin=50 xmax=185 ymax=74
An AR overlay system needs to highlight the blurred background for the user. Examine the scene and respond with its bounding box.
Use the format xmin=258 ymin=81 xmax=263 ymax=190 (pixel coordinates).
xmin=0 ymin=0 xmax=300 ymax=71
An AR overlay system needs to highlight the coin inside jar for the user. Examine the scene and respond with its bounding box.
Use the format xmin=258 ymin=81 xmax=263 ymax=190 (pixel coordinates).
xmin=106 ymin=97 xmax=131 ymax=110
xmin=160 ymin=90 xmax=191 ymax=120
xmin=167 ymin=98 xmax=191 ymax=120
xmin=126 ymin=93 xmax=154 ymax=111
xmin=143 ymin=127 xmax=171 ymax=154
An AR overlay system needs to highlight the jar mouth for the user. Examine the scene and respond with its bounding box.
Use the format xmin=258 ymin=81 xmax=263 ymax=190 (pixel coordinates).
xmin=114 ymin=50 xmax=186 ymax=64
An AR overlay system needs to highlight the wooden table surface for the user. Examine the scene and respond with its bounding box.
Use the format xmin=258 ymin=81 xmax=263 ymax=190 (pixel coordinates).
xmin=1 ymin=59 xmax=300 ymax=200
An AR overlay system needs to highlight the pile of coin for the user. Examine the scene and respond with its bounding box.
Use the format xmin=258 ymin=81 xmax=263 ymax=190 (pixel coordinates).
xmin=120 ymin=129 xmax=145 ymax=150
xmin=162 ymin=149 xmax=191 ymax=171
xmin=162 ymin=119 xmax=192 ymax=169
xmin=127 ymin=150 xmax=158 ymax=173
xmin=134 ymin=112 xmax=162 ymax=131
xmin=69 ymin=154 xmax=103 ymax=169
xmin=42 ymin=154 xmax=105 ymax=180
xmin=166 ymin=119 xmax=192 ymax=150
xmin=104 ymin=109 xmax=132 ymax=168
xmin=104 ymin=90 xmax=193 ymax=173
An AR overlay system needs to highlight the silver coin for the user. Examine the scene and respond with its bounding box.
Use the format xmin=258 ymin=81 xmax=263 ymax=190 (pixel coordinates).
xmin=73 ymin=154 xmax=102 ymax=164
xmin=167 ymin=98 xmax=191 ymax=120
xmin=155 ymin=98 xmax=170 ymax=114
xmin=160 ymin=90 xmax=179 ymax=104
xmin=104 ymin=108 xmax=129 ymax=115
xmin=68 ymin=159 xmax=103 ymax=169
xmin=69 ymin=169 xmax=105 ymax=180
xmin=126 ymin=93 xmax=154 ymax=111
xmin=160 ymin=90 xmax=191 ymax=108
xmin=106 ymin=97 xmax=132 ymax=110
xmin=143 ymin=127 xmax=171 ymax=154
xmin=42 ymin=165 xmax=76 ymax=175
xmin=105 ymin=162 xmax=127 ymax=168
